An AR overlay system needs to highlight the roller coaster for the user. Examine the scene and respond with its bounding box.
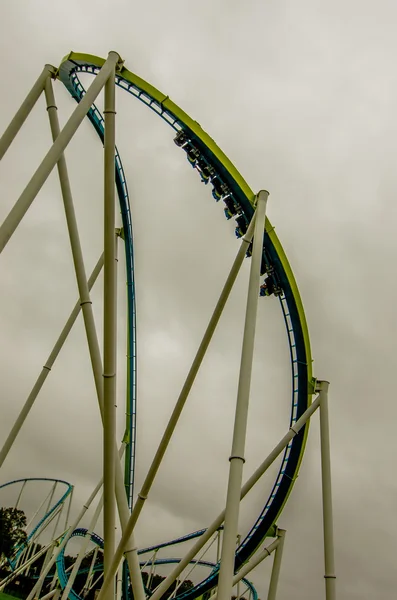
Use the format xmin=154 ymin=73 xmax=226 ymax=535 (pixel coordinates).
xmin=0 ymin=52 xmax=336 ymax=600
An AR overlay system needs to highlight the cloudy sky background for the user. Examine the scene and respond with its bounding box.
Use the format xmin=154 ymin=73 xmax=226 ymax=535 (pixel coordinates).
xmin=0 ymin=1 xmax=396 ymax=598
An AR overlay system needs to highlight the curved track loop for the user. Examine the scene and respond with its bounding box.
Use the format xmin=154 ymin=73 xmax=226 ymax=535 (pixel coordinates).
xmin=56 ymin=529 xmax=257 ymax=600
xmin=56 ymin=52 xmax=313 ymax=599
xmin=0 ymin=478 xmax=73 ymax=565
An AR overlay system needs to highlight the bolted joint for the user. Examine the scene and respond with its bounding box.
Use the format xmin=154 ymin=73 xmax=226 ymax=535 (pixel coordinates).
xmin=108 ymin=51 xmax=125 ymax=72
xmin=229 ymin=454 xmax=246 ymax=463
xmin=253 ymin=189 xmax=270 ymax=207
xmin=44 ymin=64 xmax=58 ymax=80
xmin=315 ymin=379 xmax=330 ymax=394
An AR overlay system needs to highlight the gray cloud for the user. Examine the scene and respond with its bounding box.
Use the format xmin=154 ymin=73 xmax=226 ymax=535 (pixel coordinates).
xmin=0 ymin=1 xmax=396 ymax=599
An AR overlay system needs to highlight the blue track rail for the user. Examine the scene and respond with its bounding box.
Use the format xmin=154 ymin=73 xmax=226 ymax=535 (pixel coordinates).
xmin=56 ymin=529 xmax=257 ymax=600
xmin=57 ymin=53 xmax=313 ymax=600
xmin=0 ymin=478 xmax=73 ymax=567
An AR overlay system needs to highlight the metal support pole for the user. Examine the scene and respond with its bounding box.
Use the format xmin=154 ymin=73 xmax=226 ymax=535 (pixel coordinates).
xmin=318 ymin=380 xmax=336 ymax=600
xmin=39 ymin=589 xmax=58 ymax=600
xmin=116 ymin=563 xmax=123 ymax=600
xmin=50 ymin=500 xmax=63 ymax=541
xmin=236 ymin=535 xmax=241 ymax=600
xmin=150 ymin=394 xmax=320 ymax=600
xmin=216 ymin=529 xmax=222 ymax=563
xmin=26 ymin=479 xmax=104 ymax=600
xmin=0 ymin=541 xmax=54 ymax=591
xmin=64 ymin=484 xmax=73 ymax=531
xmin=61 ymin=445 xmax=124 ymax=600
xmin=0 ymin=51 xmax=120 ymax=255
xmin=43 ymin=75 xmax=144 ymax=600
xmin=61 ymin=493 xmax=104 ymax=600
xmin=267 ymin=530 xmax=286 ymax=600
xmin=83 ymin=547 xmax=99 ymax=597
xmin=210 ymin=536 xmax=281 ymax=600
xmin=0 ymin=66 xmax=53 ymax=161
xmin=15 ymin=479 xmax=27 ymax=509
xmin=235 ymin=537 xmax=280 ymax=586
xmin=34 ymin=543 xmax=55 ymax=599
xmin=217 ymin=190 xmax=268 ymax=600
xmin=43 ymin=75 xmax=105 ymax=411
xmin=0 ymin=253 xmax=104 ymax=470
xmin=103 ymin=62 xmax=117 ymax=600
xmin=147 ymin=550 xmax=158 ymax=591
xmin=96 ymin=210 xmax=259 ymax=600
xmin=45 ymin=481 xmax=57 ymax=520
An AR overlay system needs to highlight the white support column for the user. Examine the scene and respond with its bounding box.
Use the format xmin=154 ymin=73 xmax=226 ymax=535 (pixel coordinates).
xmin=43 ymin=75 xmax=104 ymax=414
xmin=83 ymin=546 xmax=99 ymax=597
xmin=116 ymin=563 xmax=123 ymax=600
xmin=209 ymin=537 xmax=281 ymax=600
xmin=318 ymin=380 xmax=336 ymax=600
xmin=103 ymin=60 xmax=117 ymax=600
xmin=0 ymin=65 xmax=54 ymax=161
xmin=15 ymin=479 xmax=27 ymax=509
xmin=236 ymin=535 xmax=241 ymax=600
xmin=267 ymin=530 xmax=286 ymax=600
xmin=39 ymin=589 xmax=58 ymax=600
xmin=217 ymin=190 xmax=268 ymax=600
xmin=26 ymin=479 xmax=104 ymax=600
xmin=150 ymin=394 xmax=320 ymax=600
xmin=216 ymin=529 xmax=222 ymax=563
xmin=60 ymin=494 xmax=104 ymax=600
xmin=0 ymin=51 xmax=120 ymax=255
xmin=96 ymin=210 xmax=260 ymax=600
xmin=0 ymin=541 xmax=55 ymax=591
xmin=61 ymin=444 xmax=125 ymax=600
xmin=234 ymin=536 xmax=280 ymax=587
xmin=0 ymin=253 xmax=104 ymax=470
xmin=44 ymin=73 xmax=144 ymax=600
xmin=34 ymin=543 xmax=55 ymax=599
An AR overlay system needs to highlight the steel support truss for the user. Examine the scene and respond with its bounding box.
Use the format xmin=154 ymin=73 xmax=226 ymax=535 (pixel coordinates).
xmin=0 ymin=55 xmax=336 ymax=600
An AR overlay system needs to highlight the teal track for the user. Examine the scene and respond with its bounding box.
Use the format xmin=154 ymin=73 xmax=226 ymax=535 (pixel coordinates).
xmin=56 ymin=528 xmax=258 ymax=600
xmin=0 ymin=478 xmax=73 ymax=568
xmin=54 ymin=52 xmax=314 ymax=600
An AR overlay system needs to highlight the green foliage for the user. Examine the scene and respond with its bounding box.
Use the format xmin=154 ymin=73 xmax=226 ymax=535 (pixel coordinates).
xmin=0 ymin=592 xmax=20 ymax=600
xmin=0 ymin=508 xmax=27 ymax=560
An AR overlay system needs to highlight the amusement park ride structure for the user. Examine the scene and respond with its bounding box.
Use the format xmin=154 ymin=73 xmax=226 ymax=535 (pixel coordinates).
xmin=0 ymin=51 xmax=336 ymax=600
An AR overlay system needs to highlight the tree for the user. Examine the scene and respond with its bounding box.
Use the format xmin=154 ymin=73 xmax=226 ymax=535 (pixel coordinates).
xmin=0 ymin=507 xmax=27 ymax=560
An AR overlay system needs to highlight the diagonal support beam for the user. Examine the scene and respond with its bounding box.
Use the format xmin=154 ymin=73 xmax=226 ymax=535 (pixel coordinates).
xmin=0 ymin=252 xmax=104 ymax=470
xmin=317 ymin=380 xmax=336 ymax=600
xmin=150 ymin=394 xmax=320 ymax=600
xmin=267 ymin=529 xmax=286 ymax=600
xmin=43 ymin=72 xmax=145 ymax=600
xmin=103 ymin=62 xmax=117 ymax=600
xmin=217 ymin=189 xmax=268 ymax=600
xmin=0 ymin=65 xmax=54 ymax=161
xmin=95 ymin=205 xmax=260 ymax=600
xmin=0 ymin=51 xmax=120 ymax=255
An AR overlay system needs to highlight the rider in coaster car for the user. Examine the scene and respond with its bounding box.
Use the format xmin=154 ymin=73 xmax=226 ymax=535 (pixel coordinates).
xmin=260 ymin=276 xmax=276 ymax=297
xmin=174 ymin=130 xmax=188 ymax=146
xmin=186 ymin=146 xmax=200 ymax=165
xmin=223 ymin=195 xmax=238 ymax=216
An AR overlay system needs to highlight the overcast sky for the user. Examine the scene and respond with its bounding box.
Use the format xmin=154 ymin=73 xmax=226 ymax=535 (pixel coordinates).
xmin=0 ymin=1 xmax=396 ymax=599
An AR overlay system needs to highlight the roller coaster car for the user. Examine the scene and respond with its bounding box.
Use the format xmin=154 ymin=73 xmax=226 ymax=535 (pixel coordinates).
xmin=260 ymin=276 xmax=282 ymax=297
xmin=196 ymin=158 xmax=215 ymax=184
xmin=186 ymin=146 xmax=200 ymax=165
xmin=212 ymin=179 xmax=229 ymax=201
xmin=174 ymin=130 xmax=188 ymax=147
xmin=223 ymin=195 xmax=239 ymax=217
xmin=235 ymin=214 xmax=248 ymax=238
